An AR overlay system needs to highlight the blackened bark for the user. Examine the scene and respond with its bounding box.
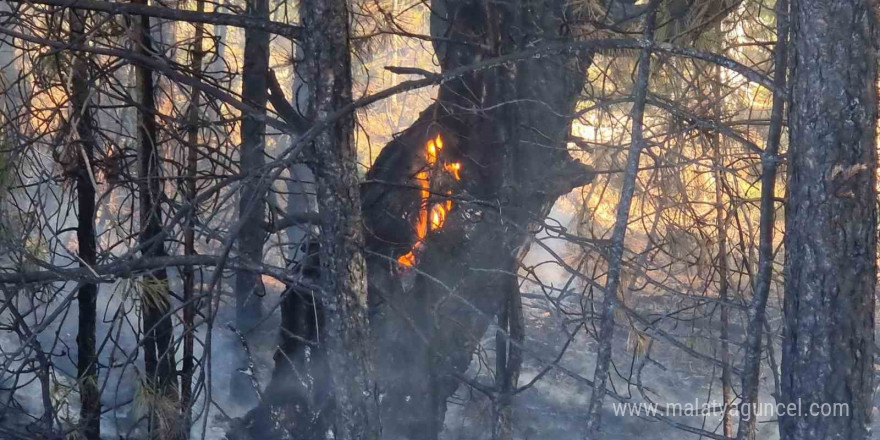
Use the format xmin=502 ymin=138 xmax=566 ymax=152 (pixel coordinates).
xmin=132 ymin=3 xmax=180 ymax=429
xmin=235 ymin=0 xmax=269 ymax=330
xmin=302 ymin=0 xmax=380 ymax=437
xmin=232 ymin=0 xmax=269 ymax=405
xmin=274 ymin=48 xmax=329 ymax=440
xmin=736 ymin=0 xmax=787 ymax=438
xmin=133 ymin=0 xmax=177 ymax=381
xmin=234 ymin=33 xmax=327 ymax=440
xmin=70 ymin=9 xmax=100 ymax=440
xmin=492 ymin=276 xmax=523 ymax=440
xmin=182 ymin=0 xmax=205 ymax=433
xmin=364 ymin=1 xmax=593 ymax=438
xmin=780 ymin=0 xmax=876 ymax=438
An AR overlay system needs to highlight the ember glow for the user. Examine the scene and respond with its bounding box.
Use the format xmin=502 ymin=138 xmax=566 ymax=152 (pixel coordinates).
xmin=397 ymin=134 xmax=462 ymax=268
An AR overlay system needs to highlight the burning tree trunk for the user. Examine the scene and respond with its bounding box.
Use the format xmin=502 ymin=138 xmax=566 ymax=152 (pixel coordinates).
xmin=363 ymin=1 xmax=593 ymax=438
xmin=69 ymin=8 xmax=101 ymax=440
xmin=780 ymin=0 xmax=876 ymax=439
xmin=236 ymin=1 xmax=594 ymax=438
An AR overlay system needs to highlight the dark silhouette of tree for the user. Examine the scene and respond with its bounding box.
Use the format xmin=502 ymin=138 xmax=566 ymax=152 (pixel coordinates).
xmin=131 ymin=0 xmax=181 ymax=437
xmin=69 ymin=8 xmax=101 ymax=440
xmin=232 ymin=0 xmax=270 ymax=406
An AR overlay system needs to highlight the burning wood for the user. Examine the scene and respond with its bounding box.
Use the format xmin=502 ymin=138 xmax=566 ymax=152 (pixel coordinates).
xmin=397 ymin=134 xmax=462 ymax=268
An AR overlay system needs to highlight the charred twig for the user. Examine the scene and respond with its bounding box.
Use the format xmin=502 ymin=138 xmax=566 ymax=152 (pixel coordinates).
xmin=384 ymin=65 xmax=441 ymax=80
xmin=4 ymin=0 xmax=302 ymax=38
xmin=226 ymin=323 xmax=264 ymax=401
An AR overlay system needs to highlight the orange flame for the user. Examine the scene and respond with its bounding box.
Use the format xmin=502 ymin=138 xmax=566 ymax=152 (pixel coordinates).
xmin=444 ymin=162 xmax=461 ymax=180
xmin=427 ymin=140 xmax=438 ymax=165
xmin=415 ymin=170 xmax=429 ymax=239
xmin=397 ymin=134 xmax=459 ymax=268
xmin=430 ymin=204 xmax=447 ymax=229
xmin=397 ymin=250 xmax=417 ymax=267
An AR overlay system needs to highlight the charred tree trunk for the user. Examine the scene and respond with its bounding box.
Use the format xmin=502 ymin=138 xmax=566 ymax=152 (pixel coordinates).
xmin=780 ymin=0 xmax=876 ymax=439
xmin=231 ymin=21 xmax=326 ymax=440
xmin=363 ymin=1 xmax=593 ymax=438
xmin=301 ymin=0 xmax=380 ymax=437
xmin=132 ymin=3 xmax=181 ymax=436
xmin=232 ymin=0 xmax=269 ymax=405
xmin=232 ymin=48 xmax=327 ymax=440
xmin=492 ymin=276 xmax=523 ymax=440
xmin=182 ymin=0 xmax=205 ymax=433
xmin=70 ymin=8 xmax=101 ymax=440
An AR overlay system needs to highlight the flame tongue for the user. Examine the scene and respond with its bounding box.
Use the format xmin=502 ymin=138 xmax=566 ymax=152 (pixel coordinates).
xmin=444 ymin=162 xmax=461 ymax=180
xmin=397 ymin=251 xmax=417 ymax=267
xmin=430 ymin=204 xmax=447 ymax=229
xmin=397 ymin=134 xmax=459 ymax=268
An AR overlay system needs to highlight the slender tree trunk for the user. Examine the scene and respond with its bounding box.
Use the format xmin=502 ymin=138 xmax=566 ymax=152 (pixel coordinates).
xmin=233 ymin=22 xmax=325 ymax=440
xmin=736 ymin=0 xmax=788 ymax=438
xmin=705 ymin=34 xmax=734 ymax=437
xmin=132 ymin=2 xmax=181 ymax=436
xmin=780 ymin=0 xmax=876 ymax=439
xmin=492 ymin=275 xmax=523 ymax=440
xmin=584 ymin=6 xmax=655 ymax=438
xmin=301 ymin=0 xmax=380 ymax=437
xmin=232 ymin=0 xmax=269 ymax=404
xmin=209 ymin=0 xmax=228 ymax=76
xmin=0 ymin=1 xmax=23 ymax=121
xmin=70 ymin=8 xmax=101 ymax=440
xmin=236 ymin=0 xmax=269 ymax=330
xmin=182 ymin=0 xmax=205 ymax=433
xmin=713 ymin=92 xmax=733 ymax=439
